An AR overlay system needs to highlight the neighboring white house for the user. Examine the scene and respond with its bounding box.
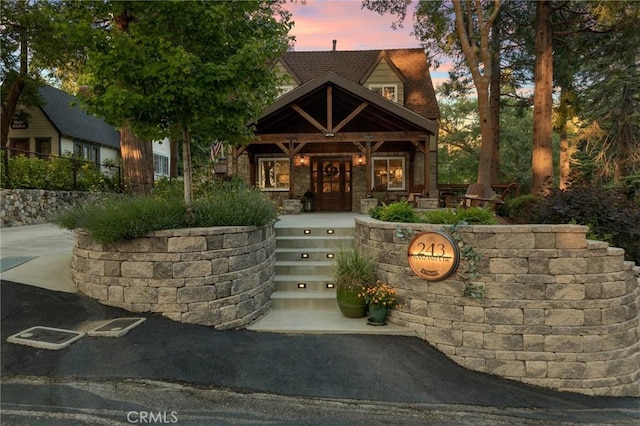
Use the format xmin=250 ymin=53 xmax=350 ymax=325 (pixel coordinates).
xmin=7 ymin=85 xmax=170 ymax=179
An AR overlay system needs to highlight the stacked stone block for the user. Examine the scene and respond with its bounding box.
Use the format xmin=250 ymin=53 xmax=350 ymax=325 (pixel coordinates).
xmin=72 ymin=224 xmax=276 ymax=330
xmin=356 ymin=218 xmax=640 ymax=397
xmin=1 ymin=189 xmax=98 ymax=227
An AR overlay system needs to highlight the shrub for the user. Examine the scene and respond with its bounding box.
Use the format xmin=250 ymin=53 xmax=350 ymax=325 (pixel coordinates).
xmin=420 ymin=208 xmax=458 ymax=224
xmin=501 ymin=194 xmax=544 ymax=224
xmin=419 ymin=207 xmax=497 ymax=225
xmin=54 ymin=177 xmax=278 ymax=243
xmin=368 ymin=205 xmax=384 ymax=220
xmin=532 ymin=185 xmax=640 ymax=263
xmin=372 ymin=201 xmax=419 ymax=223
xmin=455 ymin=207 xmax=498 ymax=224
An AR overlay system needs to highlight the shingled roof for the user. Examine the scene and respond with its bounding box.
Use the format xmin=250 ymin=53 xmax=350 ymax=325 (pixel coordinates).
xmin=38 ymin=85 xmax=120 ymax=149
xmin=279 ymin=48 xmax=440 ymax=121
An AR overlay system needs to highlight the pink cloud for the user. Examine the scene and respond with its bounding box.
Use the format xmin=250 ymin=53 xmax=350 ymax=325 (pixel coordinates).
xmin=286 ymin=0 xmax=421 ymax=51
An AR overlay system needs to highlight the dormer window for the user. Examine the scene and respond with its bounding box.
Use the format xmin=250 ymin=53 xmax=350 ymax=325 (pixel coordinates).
xmin=369 ymin=84 xmax=398 ymax=102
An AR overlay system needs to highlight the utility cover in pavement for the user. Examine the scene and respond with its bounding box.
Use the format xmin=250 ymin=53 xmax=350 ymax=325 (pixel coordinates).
xmin=0 ymin=256 xmax=37 ymax=273
xmin=88 ymin=317 xmax=146 ymax=337
xmin=7 ymin=326 xmax=84 ymax=350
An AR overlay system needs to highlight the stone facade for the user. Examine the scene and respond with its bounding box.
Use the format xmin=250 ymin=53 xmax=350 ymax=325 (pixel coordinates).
xmin=0 ymin=189 xmax=97 ymax=227
xmin=355 ymin=217 xmax=640 ymax=397
xmin=72 ymin=224 xmax=276 ymax=330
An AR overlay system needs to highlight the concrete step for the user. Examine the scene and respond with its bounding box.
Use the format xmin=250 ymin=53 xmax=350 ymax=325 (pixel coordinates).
xmin=274 ymin=274 xmax=336 ymax=292
xmin=248 ymin=309 xmax=417 ymax=336
xmin=275 ymin=235 xmax=353 ymax=249
xmin=275 ymin=227 xmax=354 ymax=238
xmin=275 ymin=248 xmax=337 ymax=262
xmin=270 ymin=291 xmax=338 ymax=310
xmin=274 ymin=260 xmax=333 ymax=276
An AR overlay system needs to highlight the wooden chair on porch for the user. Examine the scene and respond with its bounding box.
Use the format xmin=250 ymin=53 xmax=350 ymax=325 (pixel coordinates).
xmin=407 ymin=184 xmax=425 ymax=206
xmin=443 ymin=183 xmax=485 ymax=208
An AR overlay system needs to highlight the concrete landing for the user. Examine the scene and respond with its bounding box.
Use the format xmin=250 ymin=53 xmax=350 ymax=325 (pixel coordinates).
xmin=248 ymin=309 xmax=416 ymax=336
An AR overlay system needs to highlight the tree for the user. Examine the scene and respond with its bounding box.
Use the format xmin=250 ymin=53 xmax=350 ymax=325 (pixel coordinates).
xmin=364 ymin=0 xmax=500 ymax=195
xmin=73 ymin=1 xmax=292 ymax=203
xmin=531 ymin=1 xmax=553 ymax=194
xmin=575 ymin=1 xmax=640 ymax=183
xmin=1 ymin=0 xmax=62 ymax=152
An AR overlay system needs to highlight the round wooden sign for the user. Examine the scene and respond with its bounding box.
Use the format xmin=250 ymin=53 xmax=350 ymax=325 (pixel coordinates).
xmin=407 ymin=231 xmax=460 ymax=281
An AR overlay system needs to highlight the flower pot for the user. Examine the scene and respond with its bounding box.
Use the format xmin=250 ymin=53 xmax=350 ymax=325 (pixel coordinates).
xmin=336 ymin=286 xmax=367 ymax=318
xmin=367 ymin=304 xmax=389 ymax=325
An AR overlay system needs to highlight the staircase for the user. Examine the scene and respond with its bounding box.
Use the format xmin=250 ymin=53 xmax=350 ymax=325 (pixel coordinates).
xmin=270 ymin=225 xmax=352 ymax=311
xmin=248 ymin=213 xmax=415 ymax=335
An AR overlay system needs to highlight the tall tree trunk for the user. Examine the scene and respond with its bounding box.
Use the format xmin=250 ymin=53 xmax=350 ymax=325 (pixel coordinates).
xmin=1 ymin=6 xmax=28 ymax=181
xmin=452 ymin=0 xmax=501 ymax=197
xmin=490 ymin=8 xmax=501 ymax=184
xmin=120 ymin=124 xmax=154 ymax=194
xmin=532 ymin=0 xmax=554 ymax=195
xmin=170 ymin=137 xmax=179 ymax=178
xmin=182 ymin=126 xmax=193 ymax=204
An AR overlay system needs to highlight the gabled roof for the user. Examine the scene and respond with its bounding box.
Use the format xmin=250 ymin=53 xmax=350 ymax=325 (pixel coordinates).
xmin=38 ymin=85 xmax=120 ymax=148
xmin=278 ymin=48 xmax=440 ymax=120
xmin=260 ymin=71 xmax=438 ymax=135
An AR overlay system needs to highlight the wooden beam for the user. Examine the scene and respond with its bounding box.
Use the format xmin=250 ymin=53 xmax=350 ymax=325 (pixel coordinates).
xmin=327 ymin=86 xmax=333 ymax=132
xmin=292 ymin=141 xmax=307 ymax=156
xmin=252 ymin=131 xmax=428 ymax=144
xmin=424 ymin=140 xmax=430 ymax=196
xmin=366 ymin=139 xmax=372 ymax=192
xmin=291 ymin=104 xmax=327 ymax=133
xmin=352 ymin=141 xmax=366 ymax=155
xmin=372 ymin=141 xmax=384 ymax=153
xmin=275 ymin=142 xmax=289 ymax=155
xmin=332 ymin=102 xmax=369 ymax=133
xmin=410 ymin=139 xmax=426 ymax=154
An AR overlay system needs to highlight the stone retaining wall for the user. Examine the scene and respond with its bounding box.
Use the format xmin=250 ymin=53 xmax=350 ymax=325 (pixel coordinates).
xmin=355 ymin=217 xmax=640 ymax=397
xmin=0 ymin=189 xmax=97 ymax=227
xmin=72 ymin=224 xmax=276 ymax=330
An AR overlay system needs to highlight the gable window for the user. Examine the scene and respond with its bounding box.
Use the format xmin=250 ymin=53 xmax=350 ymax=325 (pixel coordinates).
xmin=153 ymin=153 xmax=169 ymax=178
xmin=369 ymin=84 xmax=398 ymax=102
xmin=372 ymin=157 xmax=405 ymax=190
xmin=258 ymin=158 xmax=290 ymax=191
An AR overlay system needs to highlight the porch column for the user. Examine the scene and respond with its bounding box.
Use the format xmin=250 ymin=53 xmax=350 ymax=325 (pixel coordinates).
xmin=424 ymin=139 xmax=430 ymax=197
xmin=365 ymin=139 xmax=372 ymax=192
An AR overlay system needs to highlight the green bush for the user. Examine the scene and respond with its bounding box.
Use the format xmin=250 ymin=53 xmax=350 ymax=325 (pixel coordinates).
xmin=54 ymin=177 xmax=278 ymax=243
xmin=455 ymin=207 xmax=498 ymax=224
xmin=501 ymin=194 xmax=543 ymax=224
xmin=419 ymin=207 xmax=497 ymax=225
xmin=372 ymin=201 xmax=419 ymax=223
xmin=368 ymin=205 xmax=384 ymax=220
xmin=530 ymin=185 xmax=640 ymax=263
xmin=420 ymin=208 xmax=458 ymax=224
xmin=1 ymin=154 xmax=120 ymax=192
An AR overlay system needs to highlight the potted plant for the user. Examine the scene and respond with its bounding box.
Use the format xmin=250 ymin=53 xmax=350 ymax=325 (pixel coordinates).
xmin=359 ymin=280 xmax=399 ymax=325
xmin=332 ymin=243 xmax=378 ymax=318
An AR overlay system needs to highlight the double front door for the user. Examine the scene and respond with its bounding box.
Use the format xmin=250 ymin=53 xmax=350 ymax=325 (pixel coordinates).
xmin=311 ymin=157 xmax=352 ymax=211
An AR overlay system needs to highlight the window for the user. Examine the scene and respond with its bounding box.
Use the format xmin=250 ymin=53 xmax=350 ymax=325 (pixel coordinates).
xmin=73 ymin=142 xmax=100 ymax=164
xmin=372 ymin=157 xmax=405 ymax=190
xmin=35 ymin=138 xmax=51 ymax=159
xmin=369 ymin=84 xmax=398 ymax=102
xmin=10 ymin=138 xmax=29 ymax=155
xmin=258 ymin=158 xmax=290 ymax=191
xmin=154 ymin=154 xmax=169 ymax=177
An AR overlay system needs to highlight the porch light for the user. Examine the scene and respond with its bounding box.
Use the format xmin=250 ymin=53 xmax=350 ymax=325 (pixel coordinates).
xmin=326 ymin=283 xmax=335 ymax=289
xmin=297 ymin=283 xmax=307 ymax=289
xmin=357 ymin=154 xmax=364 ymax=165
xmin=298 ymin=154 xmax=306 ymax=166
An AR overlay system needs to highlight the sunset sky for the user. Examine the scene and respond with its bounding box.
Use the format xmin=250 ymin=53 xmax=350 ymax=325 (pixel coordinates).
xmin=284 ymin=0 xmax=450 ymax=87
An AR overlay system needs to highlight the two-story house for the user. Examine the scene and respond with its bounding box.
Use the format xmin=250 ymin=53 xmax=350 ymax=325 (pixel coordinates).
xmin=7 ymin=85 xmax=171 ymax=180
xmin=230 ymin=47 xmax=440 ymax=212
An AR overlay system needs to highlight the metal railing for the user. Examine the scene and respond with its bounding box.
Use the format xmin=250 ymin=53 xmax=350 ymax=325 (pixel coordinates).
xmin=1 ymin=147 xmax=123 ymax=192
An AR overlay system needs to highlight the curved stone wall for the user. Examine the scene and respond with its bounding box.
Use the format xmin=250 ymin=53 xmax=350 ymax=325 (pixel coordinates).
xmin=72 ymin=224 xmax=276 ymax=330
xmin=355 ymin=217 xmax=640 ymax=397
